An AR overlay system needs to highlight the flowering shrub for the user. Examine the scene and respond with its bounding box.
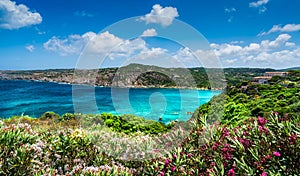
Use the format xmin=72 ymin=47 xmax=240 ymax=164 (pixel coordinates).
xmin=0 ymin=112 xmax=299 ymax=175
xmin=142 ymin=112 xmax=300 ymax=175
xmin=0 ymin=122 xmax=135 ymax=175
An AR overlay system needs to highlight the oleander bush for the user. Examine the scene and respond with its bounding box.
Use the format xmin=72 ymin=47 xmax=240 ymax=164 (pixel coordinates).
xmin=0 ymin=111 xmax=299 ymax=175
xmin=142 ymin=112 xmax=300 ymax=175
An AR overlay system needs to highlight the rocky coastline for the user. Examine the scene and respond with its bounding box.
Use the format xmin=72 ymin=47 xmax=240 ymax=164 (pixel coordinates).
xmin=0 ymin=64 xmax=226 ymax=90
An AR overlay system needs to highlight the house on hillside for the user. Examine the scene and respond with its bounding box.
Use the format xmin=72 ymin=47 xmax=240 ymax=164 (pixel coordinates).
xmin=264 ymin=72 xmax=288 ymax=77
xmin=252 ymin=71 xmax=289 ymax=84
xmin=252 ymin=76 xmax=272 ymax=84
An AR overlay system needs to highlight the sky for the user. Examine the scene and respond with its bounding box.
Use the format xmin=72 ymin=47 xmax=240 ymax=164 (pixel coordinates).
xmin=0 ymin=0 xmax=300 ymax=69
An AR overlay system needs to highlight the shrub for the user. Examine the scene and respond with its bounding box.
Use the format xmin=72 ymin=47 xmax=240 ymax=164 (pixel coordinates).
xmin=40 ymin=111 xmax=60 ymax=120
xmin=142 ymin=113 xmax=300 ymax=175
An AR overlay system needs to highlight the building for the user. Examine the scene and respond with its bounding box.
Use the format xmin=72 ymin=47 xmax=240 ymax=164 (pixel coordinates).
xmin=252 ymin=76 xmax=272 ymax=84
xmin=252 ymin=72 xmax=289 ymax=84
xmin=264 ymin=72 xmax=288 ymax=77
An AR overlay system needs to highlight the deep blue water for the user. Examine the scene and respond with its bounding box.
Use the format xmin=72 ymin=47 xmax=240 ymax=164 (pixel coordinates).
xmin=0 ymin=80 xmax=221 ymax=123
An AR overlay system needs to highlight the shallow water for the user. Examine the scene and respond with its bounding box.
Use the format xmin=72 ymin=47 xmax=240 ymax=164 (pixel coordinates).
xmin=0 ymin=80 xmax=221 ymax=123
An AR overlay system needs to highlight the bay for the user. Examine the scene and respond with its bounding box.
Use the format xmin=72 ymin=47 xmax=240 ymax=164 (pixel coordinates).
xmin=0 ymin=80 xmax=221 ymax=123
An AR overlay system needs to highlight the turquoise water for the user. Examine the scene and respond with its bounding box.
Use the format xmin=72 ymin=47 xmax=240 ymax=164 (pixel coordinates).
xmin=0 ymin=80 xmax=221 ymax=123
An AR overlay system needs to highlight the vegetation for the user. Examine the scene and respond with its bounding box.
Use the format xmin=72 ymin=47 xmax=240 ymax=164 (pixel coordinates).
xmin=0 ymin=69 xmax=299 ymax=175
xmin=0 ymin=63 xmax=282 ymax=89
xmin=1 ymin=112 xmax=299 ymax=175
xmin=194 ymin=72 xmax=300 ymax=125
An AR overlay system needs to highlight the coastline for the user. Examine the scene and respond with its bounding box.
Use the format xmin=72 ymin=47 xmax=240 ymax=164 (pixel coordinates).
xmin=0 ymin=78 xmax=224 ymax=91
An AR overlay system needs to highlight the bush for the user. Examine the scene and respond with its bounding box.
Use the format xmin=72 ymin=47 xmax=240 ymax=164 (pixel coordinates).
xmin=142 ymin=113 xmax=300 ymax=175
xmin=40 ymin=111 xmax=60 ymax=120
xmin=60 ymin=113 xmax=76 ymax=121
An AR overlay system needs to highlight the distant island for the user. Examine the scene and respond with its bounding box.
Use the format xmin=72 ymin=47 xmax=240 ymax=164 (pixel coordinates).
xmin=0 ymin=63 xmax=286 ymax=90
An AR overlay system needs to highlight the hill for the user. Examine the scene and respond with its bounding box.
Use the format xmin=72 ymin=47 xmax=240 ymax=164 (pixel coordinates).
xmin=0 ymin=64 xmax=283 ymax=89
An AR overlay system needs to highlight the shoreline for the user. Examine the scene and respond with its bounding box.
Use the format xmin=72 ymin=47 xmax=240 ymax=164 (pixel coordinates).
xmin=0 ymin=78 xmax=225 ymax=91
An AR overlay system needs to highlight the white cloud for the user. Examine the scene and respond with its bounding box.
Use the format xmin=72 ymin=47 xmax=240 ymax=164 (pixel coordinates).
xmin=249 ymin=0 xmax=269 ymax=8
xmin=0 ymin=0 xmax=42 ymax=29
xmin=285 ymin=42 xmax=295 ymax=47
xmin=225 ymin=7 xmax=236 ymax=13
xmin=211 ymin=34 xmax=300 ymax=68
xmin=43 ymin=31 xmax=126 ymax=56
xmin=249 ymin=0 xmax=269 ymax=13
xmin=140 ymin=4 xmax=179 ymax=27
xmin=25 ymin=45 xmax=34 ymax=52
xmin=141 ymin=28 xmax=157 ymax=37
xmin=43 ymin=32 xmax=94 ymax=56
xmin=85 ymin=31 xmax=123 ymax=54
xmin=260 ymin=24 xmax=300 ymax=36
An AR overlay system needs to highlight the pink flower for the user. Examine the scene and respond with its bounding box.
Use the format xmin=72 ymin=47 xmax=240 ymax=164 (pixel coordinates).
xmin=211 ymin=162 xmax=216 ymax=167
xmin=159 ymin=171 xmax=165 ymax=176
xmin=228 ymin=168 xmax=235 ymax=176
xmin=289 ymin=134 xmax=297 ymax=144
xmin=258 ymin=116 xmax=267 ymax=126
xmin=173 ymin=154 xmax=177 ymax=159
xmin=225 ymin=153 xmax=232 ymax=160
xmin=273 ymin=151 xmax=281 ymax=157
xmin=165 ymin=159 xmax=170 ymax=166
xmin=171 ymin=166 xmax=176 ymax=172
xmin=222 ymin=128 xmax=230 ymax=137
xmin=265 ymin=155 xmax=271 ymax=160
xmin=261 ymin=172 xmax=267 ymax=176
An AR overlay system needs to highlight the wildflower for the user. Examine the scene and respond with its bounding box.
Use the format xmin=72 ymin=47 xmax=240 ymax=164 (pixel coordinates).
xmin=228 ymin=168 xmax=235 ymax=176
xmin=222 ymin=127 xmax=230 ymax=137
xmin=289 ymin=134 xmax=297 ymax=144
xmin=211 ymin=162 xmax=216 ymax=167
xmin=165 ymin=159 xmax=170 ymax=166
xmin=265 ymin=155 xmax=271 ymax=160
xmin=159 ymin=171 xmax=165 ymax=176
xmin=225 ymin=153 xmax=232 ymax=160
xmin=258 ymin=116 xmax=267 ymax=126
xmin=261 ymin=172 xmax=267 ymax=176
xmin=54 ymin=154 xmax=61 ymax=159
xmin=273 ymin=151 xmax=281 ymax=157
xmin=173 ymin=154 xmax=177 ymax=159
xmin=171 ymin=166 xmax=176 ymax=171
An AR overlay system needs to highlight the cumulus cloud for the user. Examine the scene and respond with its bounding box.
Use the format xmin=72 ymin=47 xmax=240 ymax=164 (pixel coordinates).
xmin=43 ymin=31 xmax=129 ymax=56
xmin=0 ymin=0 xmax=42 ymax=29
xmin=259 ymin=24 xmax=300 ymax=36
xmin=25 ymin=45 xmax=35 ymax=52
xmin=249 ymin=0 xmax=269 ymax=13
xmin=43 ymin=32 xmax=95 ymax=56
xmin=249 ymin=0 xmax=269 ymax=8
xmin=141 ymin=28 xmax=157 ymax=37
xmin=210 ymin=34 xmax=300 ymax=68
xmin=140 ymin=4 xmax=179 ymax=27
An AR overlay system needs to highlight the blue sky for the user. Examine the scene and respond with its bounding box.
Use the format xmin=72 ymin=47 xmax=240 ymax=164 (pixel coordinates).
xmin=0 ymin=0 xmax=300 ymax=69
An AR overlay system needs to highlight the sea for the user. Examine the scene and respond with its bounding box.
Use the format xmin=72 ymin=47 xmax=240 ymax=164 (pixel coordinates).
xmin=0 ymin=80 xmax=221 ymax=123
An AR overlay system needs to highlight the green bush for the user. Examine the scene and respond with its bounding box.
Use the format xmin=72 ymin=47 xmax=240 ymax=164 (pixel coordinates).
xmin=40 ymin=111 xmax=60 ymax=120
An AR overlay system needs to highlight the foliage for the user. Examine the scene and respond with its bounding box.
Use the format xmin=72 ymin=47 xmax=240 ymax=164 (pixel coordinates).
xmin=195 ymin=74 xmax=300 ymax=125
xmin=142 ymin=113 xmax=300 ymax=175
xmin=100 ymin=113 xmax=174 ymax=135
xmin=40 ymin=111 xmax=60 ymax=120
